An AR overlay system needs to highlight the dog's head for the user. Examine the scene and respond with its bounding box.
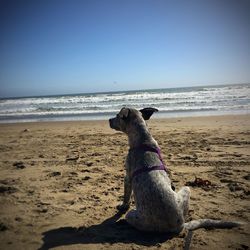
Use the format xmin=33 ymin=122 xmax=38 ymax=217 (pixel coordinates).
xmin=109 ymin=107 xmax=158 ymax=133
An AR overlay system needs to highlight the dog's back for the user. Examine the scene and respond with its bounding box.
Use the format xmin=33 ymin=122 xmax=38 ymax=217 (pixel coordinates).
xmin=127 ymin=148 xmax=185 ymax=232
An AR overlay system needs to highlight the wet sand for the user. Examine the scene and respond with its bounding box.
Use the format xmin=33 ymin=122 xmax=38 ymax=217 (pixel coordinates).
xmin=0 ymin=115 xmax=249 ymax=249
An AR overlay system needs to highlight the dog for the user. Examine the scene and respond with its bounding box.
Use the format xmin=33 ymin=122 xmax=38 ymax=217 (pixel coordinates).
xmin=109 ymin=107 xmax=242 ymax=233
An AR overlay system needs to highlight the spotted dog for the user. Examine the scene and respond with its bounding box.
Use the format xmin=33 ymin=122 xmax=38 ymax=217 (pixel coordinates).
xmin=109 ymin=107 xmax=242 ymax=233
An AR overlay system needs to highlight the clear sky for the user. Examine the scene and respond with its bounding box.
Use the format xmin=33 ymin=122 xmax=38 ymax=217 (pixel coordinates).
xmin=0 ymin=0 xmax=249 ymax=98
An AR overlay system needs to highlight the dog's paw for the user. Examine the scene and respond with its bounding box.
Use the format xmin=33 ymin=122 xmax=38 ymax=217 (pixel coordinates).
xmin=117 ymin=203 xmax=129 ymax=213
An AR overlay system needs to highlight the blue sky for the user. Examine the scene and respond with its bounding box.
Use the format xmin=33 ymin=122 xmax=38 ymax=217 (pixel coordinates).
xmin=0 ymin=0 xmax=249 ymax=98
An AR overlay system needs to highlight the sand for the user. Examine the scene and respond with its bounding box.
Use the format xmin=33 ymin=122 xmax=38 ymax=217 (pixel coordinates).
xmin=0 ymin=115 xmax=249 ymax=250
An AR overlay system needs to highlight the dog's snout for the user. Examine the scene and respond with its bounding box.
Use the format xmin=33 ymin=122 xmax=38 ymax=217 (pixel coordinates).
xmin=109 ymin=118 xmax=114 ymax=128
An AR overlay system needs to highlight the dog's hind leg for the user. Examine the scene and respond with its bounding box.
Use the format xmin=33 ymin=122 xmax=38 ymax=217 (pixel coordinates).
xmin=125 ymin=209 xmax=150 ymax=231
xmin=177 ymin=186 xmax=190 ymax=219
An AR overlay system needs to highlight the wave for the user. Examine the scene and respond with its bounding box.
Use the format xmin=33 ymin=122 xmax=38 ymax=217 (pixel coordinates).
xmin=0 ymin=84 xmax=249 ymax=122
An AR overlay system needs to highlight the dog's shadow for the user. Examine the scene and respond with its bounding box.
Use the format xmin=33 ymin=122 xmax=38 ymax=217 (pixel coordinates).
xmin=39 ymin=211 xmax=176 ymax=249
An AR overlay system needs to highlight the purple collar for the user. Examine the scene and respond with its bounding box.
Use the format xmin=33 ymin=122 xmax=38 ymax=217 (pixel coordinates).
xmin=130 ymin=144 xmax=167 ymax=181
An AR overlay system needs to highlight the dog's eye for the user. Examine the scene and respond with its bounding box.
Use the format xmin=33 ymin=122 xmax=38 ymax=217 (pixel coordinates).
xmin=117 ymin=114 xmax=126 ymax=120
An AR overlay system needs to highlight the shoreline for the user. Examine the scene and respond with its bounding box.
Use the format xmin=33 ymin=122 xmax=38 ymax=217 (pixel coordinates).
xmin=0 ymin=113 xmax=249 ymax=127
xmin=0 ymin=114 xmax=249 ymax=249
xmin=1 ymin=109 xmax=249 ymax=124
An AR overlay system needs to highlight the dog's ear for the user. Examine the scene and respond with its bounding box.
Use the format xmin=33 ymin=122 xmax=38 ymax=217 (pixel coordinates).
xmin=119 ymin=107 xmax=130 ymax=120
xmin=140 ymin=108 xmax=158 ymax=120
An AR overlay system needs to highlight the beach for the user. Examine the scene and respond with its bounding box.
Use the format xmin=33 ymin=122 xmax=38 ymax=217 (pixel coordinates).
xmin=0 ymin=114 xmax=249 ymax=250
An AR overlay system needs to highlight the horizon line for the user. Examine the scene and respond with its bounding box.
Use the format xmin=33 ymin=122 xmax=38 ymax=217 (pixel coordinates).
xmin=1 ymin=82 xmax=249 ymax=100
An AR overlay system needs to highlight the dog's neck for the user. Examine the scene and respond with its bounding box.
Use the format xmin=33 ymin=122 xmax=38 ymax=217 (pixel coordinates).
xmin=127 ymin=122 xmax=157 ymax=149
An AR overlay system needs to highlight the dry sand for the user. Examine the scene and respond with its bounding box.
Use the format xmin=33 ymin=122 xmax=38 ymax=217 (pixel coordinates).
xmin=0 ymin=115 xmax=249 ymax=250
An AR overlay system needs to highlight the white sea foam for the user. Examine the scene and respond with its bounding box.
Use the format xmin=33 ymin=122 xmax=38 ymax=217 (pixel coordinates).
xmin=0 ymin=84 xmax=249 ymax=122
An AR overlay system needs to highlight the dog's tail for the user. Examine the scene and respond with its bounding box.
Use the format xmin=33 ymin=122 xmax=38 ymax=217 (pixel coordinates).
xmin=184 ymin=219 xmax=243 ymax=231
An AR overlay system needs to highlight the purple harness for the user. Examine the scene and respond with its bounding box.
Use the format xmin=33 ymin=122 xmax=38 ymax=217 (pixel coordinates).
xmin=131 ymin=144 xmax=167 ymax=181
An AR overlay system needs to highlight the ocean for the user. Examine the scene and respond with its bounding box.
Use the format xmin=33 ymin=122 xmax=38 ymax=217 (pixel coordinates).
xmin=0 ymin=83 xmax=249 ymax=123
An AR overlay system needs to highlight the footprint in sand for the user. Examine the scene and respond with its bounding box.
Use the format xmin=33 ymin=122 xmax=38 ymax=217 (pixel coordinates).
xmin=227 ymin=182 xmax=245 ymax=192
xmin=13 ymin=161 xmax=26 ymax=169
xmin=243 ymin=174 xmax=250 ymax=181
xmin=68 ymin=171 xmax=78 ymax=176
xmin=0 ymin=185 xmax=18 ymax=194
xmin=0 ymin=179 xmax=18 ymax=194
xmin=0 ymin=222 xmax=8 ymax=231
xmin=85 ymin=162 xmax=94 ymax=167
xmin=66 ymin=155 xmax=79 ymax=162
xmin=47 ymin=171 xmax=61 ymax=177
xmin=82 ymin=176 xmax=91 ymax=181
xmin=0 ymin=144 xmax=13 ymax=152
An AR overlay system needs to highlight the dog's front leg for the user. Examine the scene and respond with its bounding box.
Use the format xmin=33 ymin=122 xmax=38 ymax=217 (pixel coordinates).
xmin=117 ymin=175 xmax=132 ymax=213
